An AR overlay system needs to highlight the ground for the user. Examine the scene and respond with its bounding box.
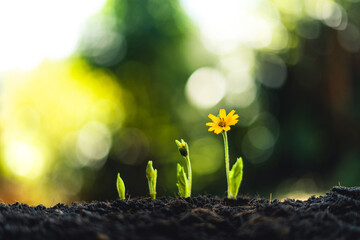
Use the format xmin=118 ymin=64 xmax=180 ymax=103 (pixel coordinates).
xmin=0 ymin=186 xmax=359 ymax=239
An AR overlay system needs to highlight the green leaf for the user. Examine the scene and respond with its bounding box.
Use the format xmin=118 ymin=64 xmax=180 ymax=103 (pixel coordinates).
xmin=228 ymin=157 xmax=243 ymax=199
xmin=116 ymin=173 xmax=126 ymax=200
xmin=146 ymin=161 xmax=157 ymax=199
xmin=176 ymin=163 xmax=189 ymax=198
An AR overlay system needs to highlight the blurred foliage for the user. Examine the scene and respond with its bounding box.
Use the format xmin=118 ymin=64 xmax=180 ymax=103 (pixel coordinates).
xmin=1 ymin=60 xmax=124 ymax=204
xmin=1 ymin=0 xmax=360 ymax=205
xmin=79 ymin=0 xmax=197 ymax=200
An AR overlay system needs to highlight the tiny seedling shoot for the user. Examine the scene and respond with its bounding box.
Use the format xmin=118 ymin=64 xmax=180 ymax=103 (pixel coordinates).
xmin=146 ymin=161 xmax=157 ymax=199
xmin=175 ymin=139 xmax=192 ymax=198
xmin=116 ymin=173 xmax=126 ymax=200
xmin=206 ymin=109 xmax=243 ymax=199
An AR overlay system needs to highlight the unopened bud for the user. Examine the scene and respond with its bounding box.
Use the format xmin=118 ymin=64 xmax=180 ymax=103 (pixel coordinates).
xmin=146 ymin=161 xmax=156 ymax=178
xmin=175 ymin=139 xmax=188 ymax=157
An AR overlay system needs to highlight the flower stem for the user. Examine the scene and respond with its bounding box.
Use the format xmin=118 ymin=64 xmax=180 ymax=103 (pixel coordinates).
xmin=222 ymin=131 xmax=230 ymax=198
xmin=184 ymin=155 xmax=192 ymax=196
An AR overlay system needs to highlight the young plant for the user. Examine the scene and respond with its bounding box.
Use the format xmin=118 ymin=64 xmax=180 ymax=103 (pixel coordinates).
xmin=116 ymin=173 xmax=126 ymax=200
xmin=206 ymin=109 xmax=244 ymax=199
xmin=175 ymin=139 xmax=192 ymax=198
xmin=146 ymin=161 xmax=157 ymax=199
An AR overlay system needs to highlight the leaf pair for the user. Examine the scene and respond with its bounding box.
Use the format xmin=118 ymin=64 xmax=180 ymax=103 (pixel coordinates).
xmin=176 ymin=163 xmax=190 ymax=198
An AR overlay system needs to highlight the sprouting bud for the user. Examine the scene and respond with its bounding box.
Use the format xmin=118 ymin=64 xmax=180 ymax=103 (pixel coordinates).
xmin=175 ymin=139 xmax=188 ymax=157
xmin=146 ymin=161 xmax=156 ymax=178
xmin=146 ymin=160 xmax=157 ymax=199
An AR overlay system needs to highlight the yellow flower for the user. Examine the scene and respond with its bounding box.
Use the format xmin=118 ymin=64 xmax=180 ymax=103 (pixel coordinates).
xmin=206 ymin=109 xmax=239 ymax=134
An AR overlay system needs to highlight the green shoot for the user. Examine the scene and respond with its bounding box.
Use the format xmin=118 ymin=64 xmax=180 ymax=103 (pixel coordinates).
xmin=146 ymin=160 xmax=157 ymax=199
xmin=116 ymin=173 xmax=126 ymax=200
xmin=175 ymin=139 xmax=192 ymax=198
xmin=176 ymin=163 xmax=190 ymax=198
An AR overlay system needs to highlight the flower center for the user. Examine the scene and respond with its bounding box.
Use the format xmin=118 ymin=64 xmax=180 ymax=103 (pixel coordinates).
xmin=218 ymin=118 xmax=226 ymax=127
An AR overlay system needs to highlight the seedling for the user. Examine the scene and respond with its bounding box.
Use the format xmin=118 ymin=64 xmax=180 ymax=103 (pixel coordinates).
xmin=116 ymin=173 xmax=126 ymax=200
xmin=146 ymin=161 xmax=157 ymax=199
xmin=206 ymin=109 xmax=244 ymax=199
xmin=175 ymin=139 xmax=192 ymax=198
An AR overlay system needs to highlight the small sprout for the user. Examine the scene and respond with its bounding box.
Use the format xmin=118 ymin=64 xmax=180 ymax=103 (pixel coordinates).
xmin=176 ymin=163 xmax=190 ymax=198
xmin=175 ymin=139 xmax=192 ymax=198
xmin=146 ymin=161 xmax=157 ymax=199
xmin=116 ymin=173 xmax=126 ymax=200
xmin=206 ymin=109 xmax=244 ymax=199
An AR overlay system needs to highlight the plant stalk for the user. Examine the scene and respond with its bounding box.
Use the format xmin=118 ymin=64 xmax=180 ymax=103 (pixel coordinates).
xmin=222 ymin=131 xmax=230 ymax=198
xmin=184 ymin=155 xmax=192 ymax=196
xmin=148 ymin=180 xmax=156 ymax=199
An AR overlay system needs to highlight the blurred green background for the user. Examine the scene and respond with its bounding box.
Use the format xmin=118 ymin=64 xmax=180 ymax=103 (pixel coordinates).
xmin=0 ymin=0 xmax=359 ymax=205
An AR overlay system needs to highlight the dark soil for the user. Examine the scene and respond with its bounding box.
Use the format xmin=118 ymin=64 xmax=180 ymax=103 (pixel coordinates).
xmin=1 ymin=186 xmax=360 ymax=239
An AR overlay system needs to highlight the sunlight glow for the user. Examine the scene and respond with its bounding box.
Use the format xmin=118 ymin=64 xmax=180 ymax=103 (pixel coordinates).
xmin=4 ymin=141 xmax=45 ymax=179
xmin=76 ymin=121 xmax=112 ymax=167
xmin=186 ymin=67 xmax=226 ymax=109
xmin=0 ymin=0 xmax=106 ymax=72
xmin=1 ymin=59 xmax=124 ymax=178
xmin=181 ymin=0 xmax=286 ymax=54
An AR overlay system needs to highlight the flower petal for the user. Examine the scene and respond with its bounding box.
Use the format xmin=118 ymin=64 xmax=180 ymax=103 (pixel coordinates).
xmin=227 ymin=119 xmax=239 ymax=126
xmin=208 ymin=126 xmax=216 ymax=132
xmin=232 ymin=114 xmax=239 ymax=119
xmin=208 ymin=114 xmax=220 ymax=123
xmin=219 ymin=109 xmax=226 ymax=119
xmin=214 ymin=127 xmax=223 ymax=134
xmin=223 ymin=126 xmax=231 ymax=131
xmin=206 ymin=122 xmax=217 ymax=126
xmin=226 ymin=110 xmax=236 ymax=119
xmin=226 ymin=113 xmax=239 ymax=126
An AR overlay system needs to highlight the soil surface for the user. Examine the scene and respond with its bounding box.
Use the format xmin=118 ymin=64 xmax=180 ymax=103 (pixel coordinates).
xmin=0 ymin=186 xmax=359 ymax=239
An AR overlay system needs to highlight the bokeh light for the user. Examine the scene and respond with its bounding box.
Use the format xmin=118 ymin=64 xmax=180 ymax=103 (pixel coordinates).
xmin=186 ymin=67 xmax=226 ymax=109
xmin=4 ymin=141 xmax=45 ymax=179
xmin=257 ymin=54 xmax=287 ymax=89
xmin=0 ymin=0 xmax=358 ymax=205
xmin=0 ymin=59 xmax=124 ymax=204
xmin=76 ymin=121 xmax=112 ymax=168
xmin=0 ymin=0 xmax=106 ymax=72
xmin=337 ymin=22 xmax=360 ymax=52
xmin=191 ymin=137 xmax=223 ymax=175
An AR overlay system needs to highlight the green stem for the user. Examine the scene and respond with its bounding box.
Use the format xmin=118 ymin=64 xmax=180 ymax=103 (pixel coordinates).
xmin=148 ymin=180 xmax=155 ymax=199
xmin=184 ymin=155 xmax=192 ymax=196
xmin=222 ymin=131 xmax=230 ymax=198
